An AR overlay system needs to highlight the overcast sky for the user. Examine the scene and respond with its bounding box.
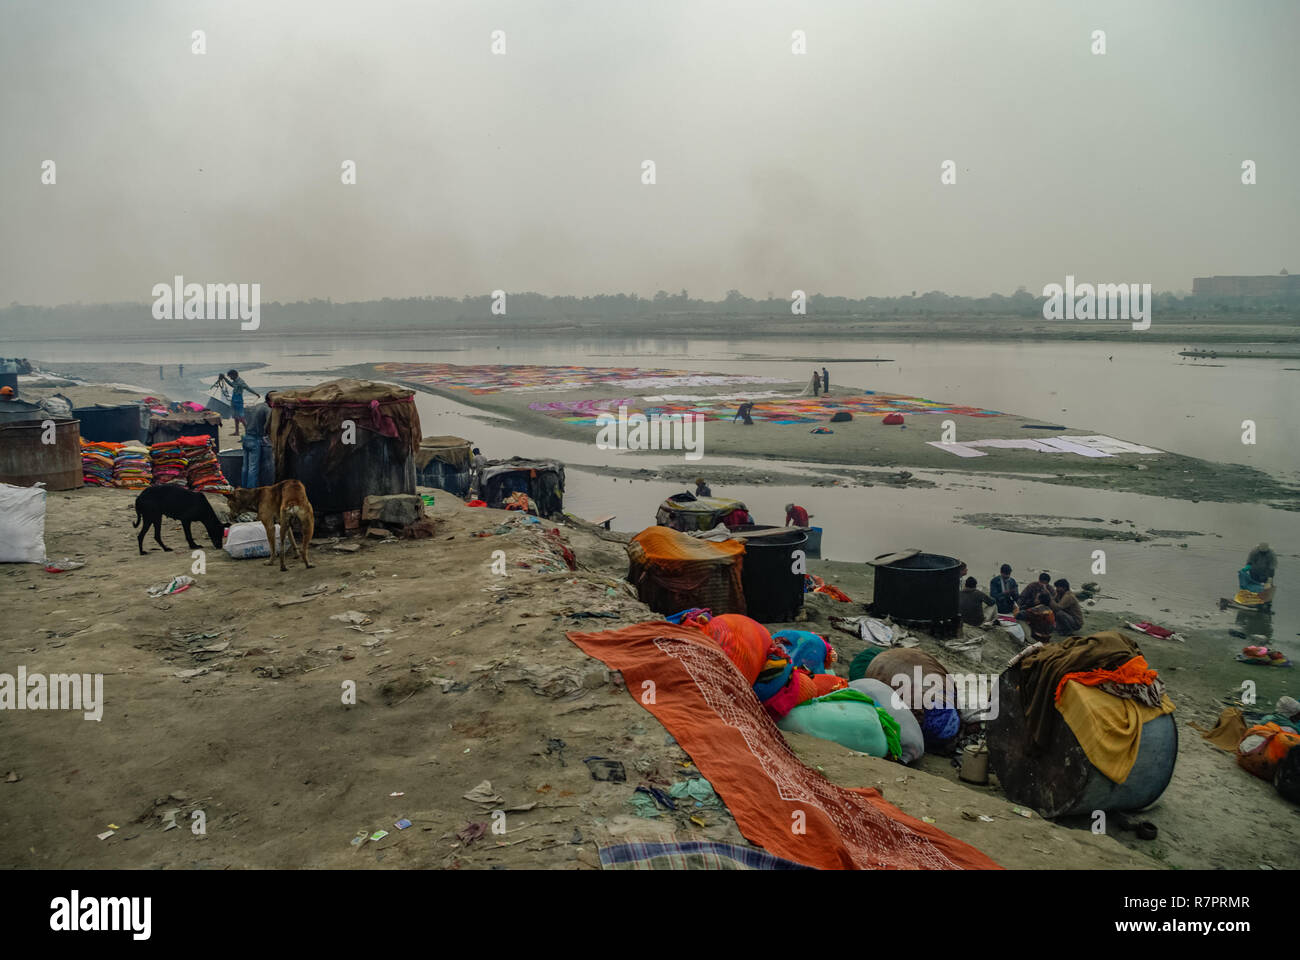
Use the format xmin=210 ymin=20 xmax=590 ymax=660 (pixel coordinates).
xmin=2 ymin=0 xmax=1297 ymax=305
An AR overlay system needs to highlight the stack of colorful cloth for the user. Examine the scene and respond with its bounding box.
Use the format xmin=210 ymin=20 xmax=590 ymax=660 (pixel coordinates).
xmin=186 ymin=440 xmax=231 ymax=492
xmin=112 ymin=441 xmax=152 ymax=489
xmin=149 ymin=440 xmax=192 ymax=486
xmin=80 ymin=440 xmax=120 ymax=486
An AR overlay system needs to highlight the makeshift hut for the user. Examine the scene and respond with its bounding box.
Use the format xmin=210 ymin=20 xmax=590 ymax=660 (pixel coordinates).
xmin=149 ymin=409 xmax=221 ymax=448
xmin=415 ymin=436 xmax=473 ymax=497
xmin=267 ymin=379 xmax=421 ymax=515
xmin=480 ymin=457 xmax=565 ymax=517
xmin=656 ymin=494 xmax=750 ymax=532
xmin=0 ymin=418 xmax=83 ymax=490
xmin=626 ymin=525 xmax=746 ymax=616
xmin=74 ymin=402 xmax=151 ymax=444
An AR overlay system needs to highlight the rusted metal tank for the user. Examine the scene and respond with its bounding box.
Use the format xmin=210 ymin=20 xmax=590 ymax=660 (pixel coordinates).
xmin=0 ymin=418 xmax=83 ymax=490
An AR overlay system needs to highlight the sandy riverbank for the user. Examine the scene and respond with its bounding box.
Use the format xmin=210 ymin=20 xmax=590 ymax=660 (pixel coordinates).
xmin=3 ymin=488 xmax=1296 ymax=869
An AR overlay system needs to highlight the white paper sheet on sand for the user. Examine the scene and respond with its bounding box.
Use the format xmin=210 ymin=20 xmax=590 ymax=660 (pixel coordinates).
xmin=928 ymin=434 xmax=1161 ymax=460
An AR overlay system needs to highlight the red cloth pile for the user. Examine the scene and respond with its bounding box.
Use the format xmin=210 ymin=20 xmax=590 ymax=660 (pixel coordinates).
xmin=186 ymin=440 xmax=231 ymax=492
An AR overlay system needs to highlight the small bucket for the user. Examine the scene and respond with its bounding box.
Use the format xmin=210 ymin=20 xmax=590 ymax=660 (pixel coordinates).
xmin=959 ymin=742 xmax=989 ymax=785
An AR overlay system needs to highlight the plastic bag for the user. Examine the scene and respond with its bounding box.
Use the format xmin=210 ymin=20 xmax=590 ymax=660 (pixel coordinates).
xmin=0 ymin=482 xmax=46 ymax=563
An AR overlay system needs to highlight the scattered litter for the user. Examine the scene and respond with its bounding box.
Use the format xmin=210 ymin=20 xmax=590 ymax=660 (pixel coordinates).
xmin=369 ymin=830 xmax=389 ymax=842
xmin=44 ymin=558 xmax=85 ymax=573
xmin=97 ymin=830 xmax=116 ymax=841
xmin=388 ymin=791 xmax=404 ymax=798
xmin=463 ymin=781 xmax=504 ymax=805
xmin=1010 ymin=806 xmax=1034 ymax=819
xmin=921 ymin=816 xmax=936 ymax=824
xmin=583 ymin=757 xmax=627 ymax=782
xmin=5 ymin=771 xmax=21 ymax=783
xmin=330 ymin=611 xmax=373 ymax=626
xmin=456 ymin=822 xmax=488 ymax=845
xmin=690 ymin=815 xmax=707 ymax=828
xmin=667 ymin=777 xmax=721 ymax=808
xmin=147 ymin=575 xmax=195 ymax=598
xmin=395 ymin=819 xmax=412 ymax=830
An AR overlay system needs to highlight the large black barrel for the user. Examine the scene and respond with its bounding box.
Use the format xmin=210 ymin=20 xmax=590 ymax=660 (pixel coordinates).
xmin=732 ymin=525 xmax=807 ymax=623
xmin=73 ymin=403 xmax=150 ymax=443
xmin=988 ymin=669 xmax=1177 ymax=817
xmin=871 ymin=552 xmax=961 ymax=626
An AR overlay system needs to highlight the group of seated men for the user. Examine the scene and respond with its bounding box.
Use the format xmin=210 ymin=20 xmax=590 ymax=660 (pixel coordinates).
xmin=959 ymin=563 xmax=1084 ymax=641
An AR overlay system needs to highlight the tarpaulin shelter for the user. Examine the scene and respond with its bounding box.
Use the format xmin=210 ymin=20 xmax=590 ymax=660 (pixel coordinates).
xmin=415 ymin=435 xmax=473 ymax=497
xmin=268 ymin=378 xmax=421 ymax=514
xmin=480 ymin=457 xmax=565 ymax=517
xmin=149 ymin=409 xmax=221 ymax=448
xmin=656 ymin=493 xmax=749 ymax=532
xmin=626 ymin=525 xmax=746 ymax=616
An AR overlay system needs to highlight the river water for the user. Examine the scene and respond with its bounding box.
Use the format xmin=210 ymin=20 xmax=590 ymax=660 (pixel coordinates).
xmin=17 ymin=332 xmax=1300 ymax=666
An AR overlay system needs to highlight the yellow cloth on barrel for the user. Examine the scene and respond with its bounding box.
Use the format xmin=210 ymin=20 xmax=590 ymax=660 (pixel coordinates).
xmin=1055 ymin=681 xmax=1175 ymax=784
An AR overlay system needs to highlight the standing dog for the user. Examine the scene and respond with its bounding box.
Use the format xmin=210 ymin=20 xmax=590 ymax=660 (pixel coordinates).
xmin=224 ymin=480 xmax=314 ymax=571
xmin=134 ymin=485 xmax=226 ymax=554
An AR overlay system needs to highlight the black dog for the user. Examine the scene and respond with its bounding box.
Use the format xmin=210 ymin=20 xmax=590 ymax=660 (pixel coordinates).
xmin=133 ymin=485 xmax=226 ymax=554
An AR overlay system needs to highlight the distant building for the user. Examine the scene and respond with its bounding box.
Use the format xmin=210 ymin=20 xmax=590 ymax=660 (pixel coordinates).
xmin=1192 ymin=272 xmax=1299 ymax=298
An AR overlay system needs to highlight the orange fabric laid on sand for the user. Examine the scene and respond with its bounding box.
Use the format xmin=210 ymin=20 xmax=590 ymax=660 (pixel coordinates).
xmin=1054 ymin=655 xmax=1159 ymax=704
xmin=567 ymin=621 xmax=1001 ymax=870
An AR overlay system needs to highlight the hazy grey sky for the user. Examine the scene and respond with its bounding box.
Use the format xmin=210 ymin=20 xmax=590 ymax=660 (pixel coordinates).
xmin=2 ymin=0 xmax=1297 ymax=305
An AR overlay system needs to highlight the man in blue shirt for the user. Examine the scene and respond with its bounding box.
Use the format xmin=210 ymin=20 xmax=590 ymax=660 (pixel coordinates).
xmin=989 ymin=564 xmax=1020 ymax=615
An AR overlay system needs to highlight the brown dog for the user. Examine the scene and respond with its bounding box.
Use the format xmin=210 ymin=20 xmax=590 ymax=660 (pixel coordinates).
xmin=224 ymin=480 xmax=314 ymax=571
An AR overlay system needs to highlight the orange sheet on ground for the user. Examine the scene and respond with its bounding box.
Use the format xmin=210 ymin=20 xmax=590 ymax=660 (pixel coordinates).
xmin=567 ymin=622 xmax=1000 ymax=870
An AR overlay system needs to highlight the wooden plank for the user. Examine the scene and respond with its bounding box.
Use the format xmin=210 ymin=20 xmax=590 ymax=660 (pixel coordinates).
xmin=867 ymin=548 xmax=922 ymax=566
xmin=590 ymin=514 xmax=616 ymax=530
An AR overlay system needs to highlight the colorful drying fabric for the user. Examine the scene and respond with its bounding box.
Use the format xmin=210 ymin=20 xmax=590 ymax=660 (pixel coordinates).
xmin=598 ymin=839 xmax=813 ymax=870
xmin=531 ymin=391 xmax=1001 ymax=426
xmin=567 ymin=621 xmax=1001 ymax=869
xmin=375 ymin=362 xmax=793 ymax=395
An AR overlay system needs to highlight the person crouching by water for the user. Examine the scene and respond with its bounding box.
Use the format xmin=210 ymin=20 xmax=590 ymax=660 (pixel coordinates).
xmin=216 ymin=369 xmax=260 ymax=437
xmin=959 ymin=576 xmax=995 ymax=626
xmin=1025 ymin=605 xmax=1056 ymax=643
xmin=1048 ymin=579 xmax=1085 ymax=635
xmin=694 ymin=477 xmax=711 ymax=497
xmin=1016 ymin=572 xmax=1054 ymax=619
xmin=989 ymin=564 xmax=1020 ymax=615
xmin=784 ymin=503 xmax=810 ymax=527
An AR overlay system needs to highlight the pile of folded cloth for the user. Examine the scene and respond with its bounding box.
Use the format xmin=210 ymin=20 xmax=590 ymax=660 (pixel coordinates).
xmin=80 ymin=440 xmax=120 ymax=486
xmin=112 ymin=441 xmax=152 ymax=489
xmin=149 ymin=439 xmax=192 ymax=486
xmin=186 ymin=440 xmax=231 ymax=492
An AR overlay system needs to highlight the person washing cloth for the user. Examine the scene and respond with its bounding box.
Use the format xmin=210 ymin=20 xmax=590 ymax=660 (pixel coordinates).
xmin=784 ymin=503 xmax=811 ymax=527
xmin=215 ymin=369 xmax=260 ymax=437
xmin=694 ymin=478 xmax=712 ymax=497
